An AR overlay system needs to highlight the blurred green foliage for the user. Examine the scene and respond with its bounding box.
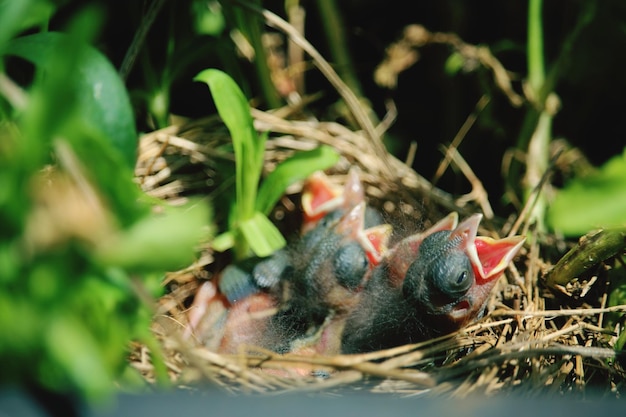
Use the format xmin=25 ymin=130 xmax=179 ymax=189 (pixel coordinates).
xmin=0 ymin=0 xmax=337 ymax=402
xmin=547 ymin=149 xmax=626 ymax=346
xmin=6 ymin=32 xmax=138 ymax=170
xmin=548 ymin=148 xmax=626 ymax=236
xmin=0 ymin=1 xmax=212 ymax=401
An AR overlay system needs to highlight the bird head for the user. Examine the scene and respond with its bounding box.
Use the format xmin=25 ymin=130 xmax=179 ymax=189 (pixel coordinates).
xmin=390 ymin=213 xmax=524 ymax=328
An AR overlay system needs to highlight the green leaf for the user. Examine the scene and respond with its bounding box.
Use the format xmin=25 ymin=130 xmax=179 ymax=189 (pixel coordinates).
xmin=616 ymin=329 xmax=626 ymax=352
xmin=194 ymin=68 xmax=262 ymax=224
xmin=256 ymin=145 xmax=340 ymax=215
xmin=56 ymin=134 xmax=148 ymax=228
xmin=5 ymin=31 xmax=138 ymax=169
xmin=240 ymin=211 xmax=286 ymax=257
xmin=0 ymin=0 xmax=55 ymax=48
xmin=95 ymin=200 xmax=213 ymax=271
xmin=211 ymin=230 xmax=236 ymax=252
xmin=548 ymin=148 xmax=626 ymax=236
xmin=607 ymin=266 xmax=626 ymax=351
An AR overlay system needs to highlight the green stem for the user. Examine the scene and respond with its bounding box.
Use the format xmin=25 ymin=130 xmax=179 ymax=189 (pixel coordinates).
xmin=523 ymin=0 xmax=550 ymax=233
xmin=508 ymin=0 xmax=596 ymax=208
xmin=541 ymin=0 xmax=596 ymax=101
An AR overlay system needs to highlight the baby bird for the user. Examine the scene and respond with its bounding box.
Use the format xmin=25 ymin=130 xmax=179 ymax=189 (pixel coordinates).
xmin=214 ymin=169 xmax=391 ymax=353
xmin=340 ymin=213 xmax=524 ymax=354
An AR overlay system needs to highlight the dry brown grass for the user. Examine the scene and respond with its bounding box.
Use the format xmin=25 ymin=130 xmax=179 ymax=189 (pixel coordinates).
xmin=130 ymin=107 xmax=625 ymax=398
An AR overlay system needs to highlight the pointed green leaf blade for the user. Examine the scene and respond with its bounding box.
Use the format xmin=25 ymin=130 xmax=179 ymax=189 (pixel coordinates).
xmin=256 ymin=145 xmax=340 ymax=215
xmin=194 ymin=69 xmax=262 ymax=222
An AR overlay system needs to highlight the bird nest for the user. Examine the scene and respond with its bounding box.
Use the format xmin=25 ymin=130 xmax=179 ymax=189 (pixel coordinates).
xmin=130 ymin=105 xmax=625 ymax=398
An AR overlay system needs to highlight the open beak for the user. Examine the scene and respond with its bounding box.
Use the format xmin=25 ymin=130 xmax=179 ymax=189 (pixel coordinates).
xmin=301 ymin=167 xmax=392 ymax=264
xmin=451 ymin=214 xmax=525 ymax=283
xmin=474 ymin=235 xmax=525 ymax=281
xmin=336 ymin=202 xmax=392 ymax=266
xmin=301 ymin=171 xmax=343 ymax=231
xmin=363 ymin=224 xmax=392 ymax=265
xmin=301 ymin=168 xmax=365 ymax=233
xmin=446 ymin=214 xmax=525 ymax=324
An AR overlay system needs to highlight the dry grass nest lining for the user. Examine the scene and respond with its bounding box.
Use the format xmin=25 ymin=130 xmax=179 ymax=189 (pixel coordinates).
xmin=131 ymin=109 xmax=625 ymax=398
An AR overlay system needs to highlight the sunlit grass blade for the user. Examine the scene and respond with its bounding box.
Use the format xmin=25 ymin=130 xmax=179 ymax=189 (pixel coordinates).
xmin=194 ymin=68 xmax=261 ymax=224
xmin=256 ymin=145 xmax=340 ymax=215
xmin=195 ymin=68 xmax=287 ymax=258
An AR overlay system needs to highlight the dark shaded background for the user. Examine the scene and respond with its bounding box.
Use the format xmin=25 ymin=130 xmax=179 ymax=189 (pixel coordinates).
xmin=53 ymin=0 xmax=626 ymax=208
xmin=300 ymin=0 xmax=626 ymax=200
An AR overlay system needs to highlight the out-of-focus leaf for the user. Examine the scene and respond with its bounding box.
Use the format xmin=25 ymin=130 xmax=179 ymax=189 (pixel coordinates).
xmin=0 ymin=294 xmax=40 ymax=359
xmin=57 ymin=132 xmax=148 ymax=228
xmin=0 ymin=0 xmax=55 ymax=48
xmin=44 ymin=313 xmax=112 ymax=399
xmin=548 ymin=148 xmax=626 ymax=236
xmin=609 ymin=280 xmax=626 ymax=312
xmin=240 ymin=211 xmax=286 ymax=257
xmin=0 ymin=242 xmax=19 ymax=284
xmin=256 ymin=146 xmax=340 ymax=215
xmin=616 ymin=330 xmax=626 ymax=352
xmin=95 ymin=200 xmax=213 ymax=271
xmin=5 ymin=32 xmax=138 ymax=169
xmin=192 ymin=0 xmax=225 ymax=36
xmin=606 ymin=267 xmax=626 ymax=351
xmin=444 ymin=51 xmax=465 ymax=75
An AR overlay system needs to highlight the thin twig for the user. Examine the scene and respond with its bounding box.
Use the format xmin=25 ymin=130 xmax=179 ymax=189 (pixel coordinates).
xmin=375 ymin=25 xmax=524 ymax=107
xmin=442 ymin=146 xmax=494 ymax=219
xmin=490 ymin=305 xmax=626 ymax=318
xmin=433 ymin=95 xmax=490 ymax=182
xmin=375 ymin=99 xmax=398 ymax=138
xmin=438 ymin=344 xmax=618 ymax=383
